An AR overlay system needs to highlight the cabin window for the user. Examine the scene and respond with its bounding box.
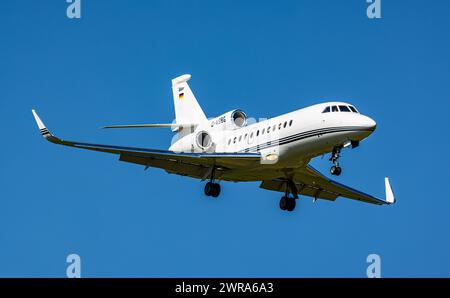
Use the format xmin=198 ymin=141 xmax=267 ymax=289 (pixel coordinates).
xmin=332 ymin=106 xmax=338 ymax=112
xmin=278 ymin=123 xmax=282 ymax=130
xmin=239 ymin=135 xmax=242 ymax=142
xmin=289 ymin=120 xmax=293 ymax=126
xmin=244 ymin=133 xmax=248 ymax=139
xmin=267 ymin=126 xmax=271 ymax=133
xmin=256 ymin=130 xmax=260 ymax=136
xmin=233 ymin=137 xmax=236 ymax=144
xmin=228 ymin=139 xmax=231 ymax=145
xmin=262 ymin=128 xmax=265 ymax=135
xmin=250 ymin=132 xmax=254 ymax=138
xmin=273 ymin=125 xmax=276 ymax=131
xmin=284 ymin=121 xmax=287 ymax=128
xmin=339 ymin=105 xmax=351 ymax=112
xmin=322 ymin=106 xmax=331 ymax=113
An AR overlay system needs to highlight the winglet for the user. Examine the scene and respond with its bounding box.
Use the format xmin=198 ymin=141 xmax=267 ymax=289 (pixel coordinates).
xmin=32 ymin=109 xmax=56 ymax=141
xmin=385 ymin=177 xmax=396 ymax=204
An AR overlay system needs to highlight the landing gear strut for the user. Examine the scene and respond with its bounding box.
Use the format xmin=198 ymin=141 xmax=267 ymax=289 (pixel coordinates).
xmin=329 ymin=146 xmax=342 ymax=176
xmin=279 ymin=180 xmax=298 ymax=212
xmin=204 ymin=167 xmax=221 ymax=198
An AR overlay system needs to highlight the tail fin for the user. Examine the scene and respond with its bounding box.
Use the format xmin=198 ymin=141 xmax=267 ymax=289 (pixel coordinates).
xmin=171 ymin=74 xmax=208 ymax=126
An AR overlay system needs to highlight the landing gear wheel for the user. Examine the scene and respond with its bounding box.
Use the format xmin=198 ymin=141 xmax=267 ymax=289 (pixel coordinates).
xmin=329 ymin=146 xmax=343 ymax=176
xmin=286 ymin=198 xmax=296 ymax=212
xmin=211 ymin=183 xmax=221 ymax=198
xmin=280 ymin=196 xmax=296 ymax=211
xmin=204 ymin=182 xmax=221 ymax=197
xmin=204 ymin=182 xmax=213 ymax=196
xmin=330 ymin=166 xmax=342 ymax=176
xmin=279 ymin=196 xmax=288 ymax=210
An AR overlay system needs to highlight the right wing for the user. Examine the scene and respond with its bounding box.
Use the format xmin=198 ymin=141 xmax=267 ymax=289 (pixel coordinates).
xmin=260 ymin=165 xmax=395 ymax=206
xmin=32 ymin=110 xmax=260 ymax=178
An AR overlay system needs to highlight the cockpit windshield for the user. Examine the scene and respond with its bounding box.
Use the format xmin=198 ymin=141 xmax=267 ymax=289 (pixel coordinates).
xmin=348 ymin=106 xmax=358 ymax=113
xmin=322 ymin=105 xmax=359 ymax=113
xmin=339 ymin=105 xmax=351 ymax=112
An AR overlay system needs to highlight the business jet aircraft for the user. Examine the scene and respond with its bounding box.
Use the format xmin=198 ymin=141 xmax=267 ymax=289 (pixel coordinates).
xmin=32 ymin=74 xmax=395 ymax=212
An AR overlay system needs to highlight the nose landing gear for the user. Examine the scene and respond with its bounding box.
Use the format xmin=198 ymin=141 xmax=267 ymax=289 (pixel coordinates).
xmin=329 ymin=146 xmax=342 ymax=176
xmin=330 ymin=165 xmax=342 ymax=176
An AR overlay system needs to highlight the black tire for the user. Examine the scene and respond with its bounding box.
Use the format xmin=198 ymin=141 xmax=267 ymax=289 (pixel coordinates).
xmin=330 ymin=166 xmax=337 ymax=175
xmin=211 ymin=183 xmax=221 ymax=198
xmin=204 ymin=182 xmax=213 ymax=196
xmin=286 ymin=198 xmax=296 ymax=212
xmin=335 ymin=167 xmax=342 ymax=176
xmin=279 ymin=196 xmax=288 ymax=210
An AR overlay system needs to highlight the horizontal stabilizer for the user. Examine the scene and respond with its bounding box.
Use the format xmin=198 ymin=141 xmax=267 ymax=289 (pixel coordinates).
xmin=102 ymin=123 xmax=196 ymax=132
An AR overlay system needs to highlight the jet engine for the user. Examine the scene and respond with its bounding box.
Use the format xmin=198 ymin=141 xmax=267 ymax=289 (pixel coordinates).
xmin=195 ymin=130 xmax=213 ymax=151
xmin=209 ymin=109 xmax=247 ymax=131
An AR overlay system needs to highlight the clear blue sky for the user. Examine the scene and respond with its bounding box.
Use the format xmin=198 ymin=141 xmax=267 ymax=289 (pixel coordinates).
xmin=1 ymin=0 xmax=449 ymax=277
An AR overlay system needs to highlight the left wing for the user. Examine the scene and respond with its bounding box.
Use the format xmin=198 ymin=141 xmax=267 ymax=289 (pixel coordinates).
xmin=260 ymin=165 xmax=395 ymax=205
xmin=32 ymin=110 xmax=261 ymax=177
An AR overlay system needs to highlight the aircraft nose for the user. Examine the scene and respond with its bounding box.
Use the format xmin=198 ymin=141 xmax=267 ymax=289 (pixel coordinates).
xmin=363 ymin=116 xmax=377 ymax=131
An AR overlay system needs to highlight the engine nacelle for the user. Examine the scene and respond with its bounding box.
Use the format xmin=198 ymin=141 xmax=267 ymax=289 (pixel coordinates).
xmin=195 ymin=130 xmax=213 ymax=151
xmin=169 ymin=130 xmax=215 ymax=153
xmin=209 ymin=109 xmax=247 ymax=131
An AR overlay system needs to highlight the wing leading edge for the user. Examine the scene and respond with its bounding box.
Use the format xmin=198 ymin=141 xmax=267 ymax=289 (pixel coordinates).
xmin=31 ymin=110 xmax=261 ymax=175
xmin=260 ymin=165 xmax=396 ymax=206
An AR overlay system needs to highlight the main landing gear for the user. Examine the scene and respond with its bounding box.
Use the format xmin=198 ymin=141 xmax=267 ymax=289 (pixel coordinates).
xmin=204 ymin=167 xmax=221 ymax=198
xmin=279 ymin=196 xmax=296 ymax=212
xmin=329 ymin=146 xmax=342 ymax=176
xmin=279 ymin=180 xmax=298 ymax=212
xmin=204 ymin=181 xmax=221 ymax=198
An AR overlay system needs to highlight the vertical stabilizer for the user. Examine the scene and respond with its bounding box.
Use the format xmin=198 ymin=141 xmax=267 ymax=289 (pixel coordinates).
xmin=171 ymin=74 xmax=208 ymax=127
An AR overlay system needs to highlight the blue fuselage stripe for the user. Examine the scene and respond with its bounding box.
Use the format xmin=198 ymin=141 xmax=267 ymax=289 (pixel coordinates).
xmin=239 ymin=126 xmax=371 ymax=153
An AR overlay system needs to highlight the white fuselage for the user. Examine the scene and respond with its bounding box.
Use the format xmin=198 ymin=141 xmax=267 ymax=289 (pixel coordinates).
xmin=169 ymin=102 xmax=377 ymax=169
